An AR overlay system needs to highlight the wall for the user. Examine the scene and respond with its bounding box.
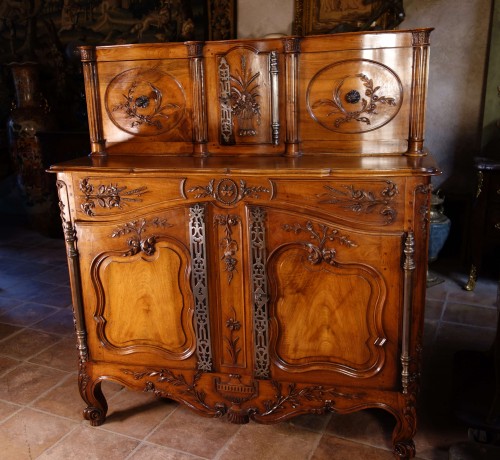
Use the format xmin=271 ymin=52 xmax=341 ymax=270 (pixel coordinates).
xmin=237 ymin=0 xmax=493 ymax=191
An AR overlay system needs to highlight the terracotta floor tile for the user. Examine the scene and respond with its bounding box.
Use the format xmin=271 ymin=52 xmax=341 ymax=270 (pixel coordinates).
xmin=32 ymin=265 xmax=70 ymax=287
xmin=29 ymin=336 xmax=78 ymax=371
xmin=147 ymin=407 xmax=240 ymax=458
xmin=0 ymin=297 xmax=23 ymax=314
xmin=0 ymin=408 xmax=77 ymax=459
xmin=36 ymin=424 xmax=140 ymax=460
xmin=0 ymin=302 xmax=58 ymax=327
xmin=0 ymin=362 xmax=68 ymax=404
xmin=325 ymin=409 xmax=394 ymax=451
xmin=0 ymin=328 xmax=61 ymax=360
xmin=0 ymin=322 xmax=22 ymax=341
xmin=0 ymin=399 xmax=21 ymax=422
xmin=32 ymin=308 xmax=75 ymax=336
xmin=0 ymin=354 xmax=20 ymax=375
xmin=287 ymin=412 xmax=332 ymax=433
xmin=128 ymin=443 xmax=205 ymax=459
xmin=31 ymin=374 xmax=84 ymax=421
xmin=311 ymin=434 xmax=394 ymax=459
xmin=443 ymin=302 xmax=498 ymax=328
xmin=435 ymin=323 xmax=496 ymax=354
xmin=99 ymin=389 xmax=177 ymax=439
xmin=219 ymin=422 xmax=321 ymax=460
xmin=424 ymin=298 xmax=445 ymax=321
xmin=28 ymin=284 xmax=72 ymax=308
xmin=447 ymin=280 xmax=499 ymax=307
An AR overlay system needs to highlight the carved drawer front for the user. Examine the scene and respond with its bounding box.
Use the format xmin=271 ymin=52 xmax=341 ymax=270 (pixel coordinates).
xmin=183 ymin=176 xmax=274 ymax=206
xmin=74 ymin=175 xmax=184 ymax=218
xmin=273 ymin=178 xmax=404 ymax=227
xmin=75 ymin=208 xmax=198 ymax=367
xmin=263 ymin=208 xmax=401 ymax=388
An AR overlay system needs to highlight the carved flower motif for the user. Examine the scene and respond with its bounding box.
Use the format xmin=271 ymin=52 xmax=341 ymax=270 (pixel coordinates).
xmin=135 ymin=95 xmax=150 ymax=108
xmin=226 ymin=317 xmax=241 ymax=331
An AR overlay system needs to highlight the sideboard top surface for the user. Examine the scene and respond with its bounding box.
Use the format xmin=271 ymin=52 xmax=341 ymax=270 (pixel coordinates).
xmin=49 ymin=152 xmax=440 ymax=177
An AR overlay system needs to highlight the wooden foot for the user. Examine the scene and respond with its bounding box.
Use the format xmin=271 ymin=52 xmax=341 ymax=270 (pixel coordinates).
xmin=80 ymin=378 xmax=108 ymax=426
xmin=391 ymin=395 xmax=417 ymax=459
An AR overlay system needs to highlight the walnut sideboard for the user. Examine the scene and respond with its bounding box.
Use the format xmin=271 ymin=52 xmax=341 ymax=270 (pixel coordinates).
xmin=50 ymin=29 xmax=439 ymax=459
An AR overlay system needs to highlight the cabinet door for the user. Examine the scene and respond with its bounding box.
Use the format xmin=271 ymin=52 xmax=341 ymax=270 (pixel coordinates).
xmin=76 ymin=206 xmax=198 ymax=368
xmin=262 ymin=206 xmax=402 ymax=389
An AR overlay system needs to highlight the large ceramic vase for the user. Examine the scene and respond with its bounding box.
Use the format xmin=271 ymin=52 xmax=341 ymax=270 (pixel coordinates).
xmin=7 ymin=62 xmax=57 ymax=234
xmin=427 ymin=190 xmax=451 ymax=287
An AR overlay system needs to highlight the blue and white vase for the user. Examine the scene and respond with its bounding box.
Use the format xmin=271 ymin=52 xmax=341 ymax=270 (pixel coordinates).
xmin=427 ymin=190 xmax=451 ymax=286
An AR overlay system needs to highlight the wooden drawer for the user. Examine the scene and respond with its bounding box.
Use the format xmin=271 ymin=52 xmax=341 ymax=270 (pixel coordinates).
xmin=272 ymin=178 xmax=405 ymax=227
xmin=73 ymin=175 xmax=185 ymax=218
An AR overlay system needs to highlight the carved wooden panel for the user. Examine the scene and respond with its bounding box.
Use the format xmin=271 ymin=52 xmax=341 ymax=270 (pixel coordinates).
xmin=264 ymin=209 xmax=402 ymax=387
xmin=73 ymin=175 xmax=184 ymax=219
xmin=298 ymin=36 xmax=415 ymax=154
xmin=273 ymin=179 xmax=402 ymax=227
xmin=203 ymin=39 xmax=286 ymax=154
xmin=92 ymin=45 xmax=194 ymax=155
xmin=92 ymin=241 xmax=195 ymax=358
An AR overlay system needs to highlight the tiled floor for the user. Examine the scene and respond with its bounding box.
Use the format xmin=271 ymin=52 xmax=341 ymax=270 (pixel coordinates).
xmin=0 ymin=216 xmax=498 ymax=459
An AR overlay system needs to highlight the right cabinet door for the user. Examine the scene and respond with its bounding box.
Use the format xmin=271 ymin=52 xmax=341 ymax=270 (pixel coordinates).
xmin=263 ymin=205 xmax=404 ymax=390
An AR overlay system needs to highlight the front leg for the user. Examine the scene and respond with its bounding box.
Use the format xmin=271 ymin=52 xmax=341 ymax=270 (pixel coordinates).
xmin=79 ymin=366 xmax=108 ymax=426
xmin=392 ymin=393 xmax=417 ymax=459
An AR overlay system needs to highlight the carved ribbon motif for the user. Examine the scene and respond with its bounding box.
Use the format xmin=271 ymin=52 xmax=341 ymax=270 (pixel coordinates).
xmin=214 ymin=214 xmax=240 ymax=284
xmin=111 ymin=217 xmax=171 ymax=256
xmin=282 ymin=221 xmax=357 ymax=265
xmin=79 ymin=178 xmax=148 ymax=216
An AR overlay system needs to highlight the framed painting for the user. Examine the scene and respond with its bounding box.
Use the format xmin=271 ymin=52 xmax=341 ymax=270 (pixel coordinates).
xmin=293 ymin=0 xmax=405 ymax=35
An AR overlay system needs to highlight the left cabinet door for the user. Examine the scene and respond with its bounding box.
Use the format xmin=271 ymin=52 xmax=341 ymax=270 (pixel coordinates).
xmin=75 ymin=207 xmax=198 ymax=369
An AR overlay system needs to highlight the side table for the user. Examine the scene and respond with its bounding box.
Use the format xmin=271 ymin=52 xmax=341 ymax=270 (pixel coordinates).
xmin=465 ymin=156 xmax=500 ymax=290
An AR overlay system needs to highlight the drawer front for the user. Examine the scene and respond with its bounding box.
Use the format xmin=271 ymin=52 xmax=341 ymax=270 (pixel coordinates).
xmin=273 ymin=178 xmax=405 ymax=228
xmin=73 ymin=175 xmax=185 ymax=218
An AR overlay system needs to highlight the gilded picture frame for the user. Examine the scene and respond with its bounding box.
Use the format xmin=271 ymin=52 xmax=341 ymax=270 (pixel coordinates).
xmin=293 ymin=0 xmax=405 ymax=35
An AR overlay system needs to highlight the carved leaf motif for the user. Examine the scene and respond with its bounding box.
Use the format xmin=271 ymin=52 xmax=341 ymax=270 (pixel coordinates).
xmin=317 ymin=181 xmax=398 ymax=224
xmin=312 ymin=73 xmax=397 ymax=128
xmin=79 ymin=178 xmax=148 ymax=216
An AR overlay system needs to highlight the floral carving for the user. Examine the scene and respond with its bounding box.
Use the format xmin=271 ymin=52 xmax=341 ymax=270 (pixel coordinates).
xmin=224 ymin=307 xmax=242 ymax=365
xmin=79 ymin=178 xmax=148 ymax=216
xmin=214 ymin=214 xmax=240 ymax=283
xmin=282 ymin=221 xmax=357 ymax=265
xmin=317 ymin=180 xmax=399 ymax=224
xmin=111 ymin=217 xmax=171 ymax=256
xmin=229 ymin=55 xmax=261 ymax=137
xmin=112 ymin=80 xmax=180 ymax=130
xmin=260 ymin=381 xmax=361 ymax=417
xmin=122 ymin=368 xmax=226 ymax=417
xmin=188 ymin=178 xmax=270 ymax=206
xmin=312 ymin=73 xmax=397 ymax=128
